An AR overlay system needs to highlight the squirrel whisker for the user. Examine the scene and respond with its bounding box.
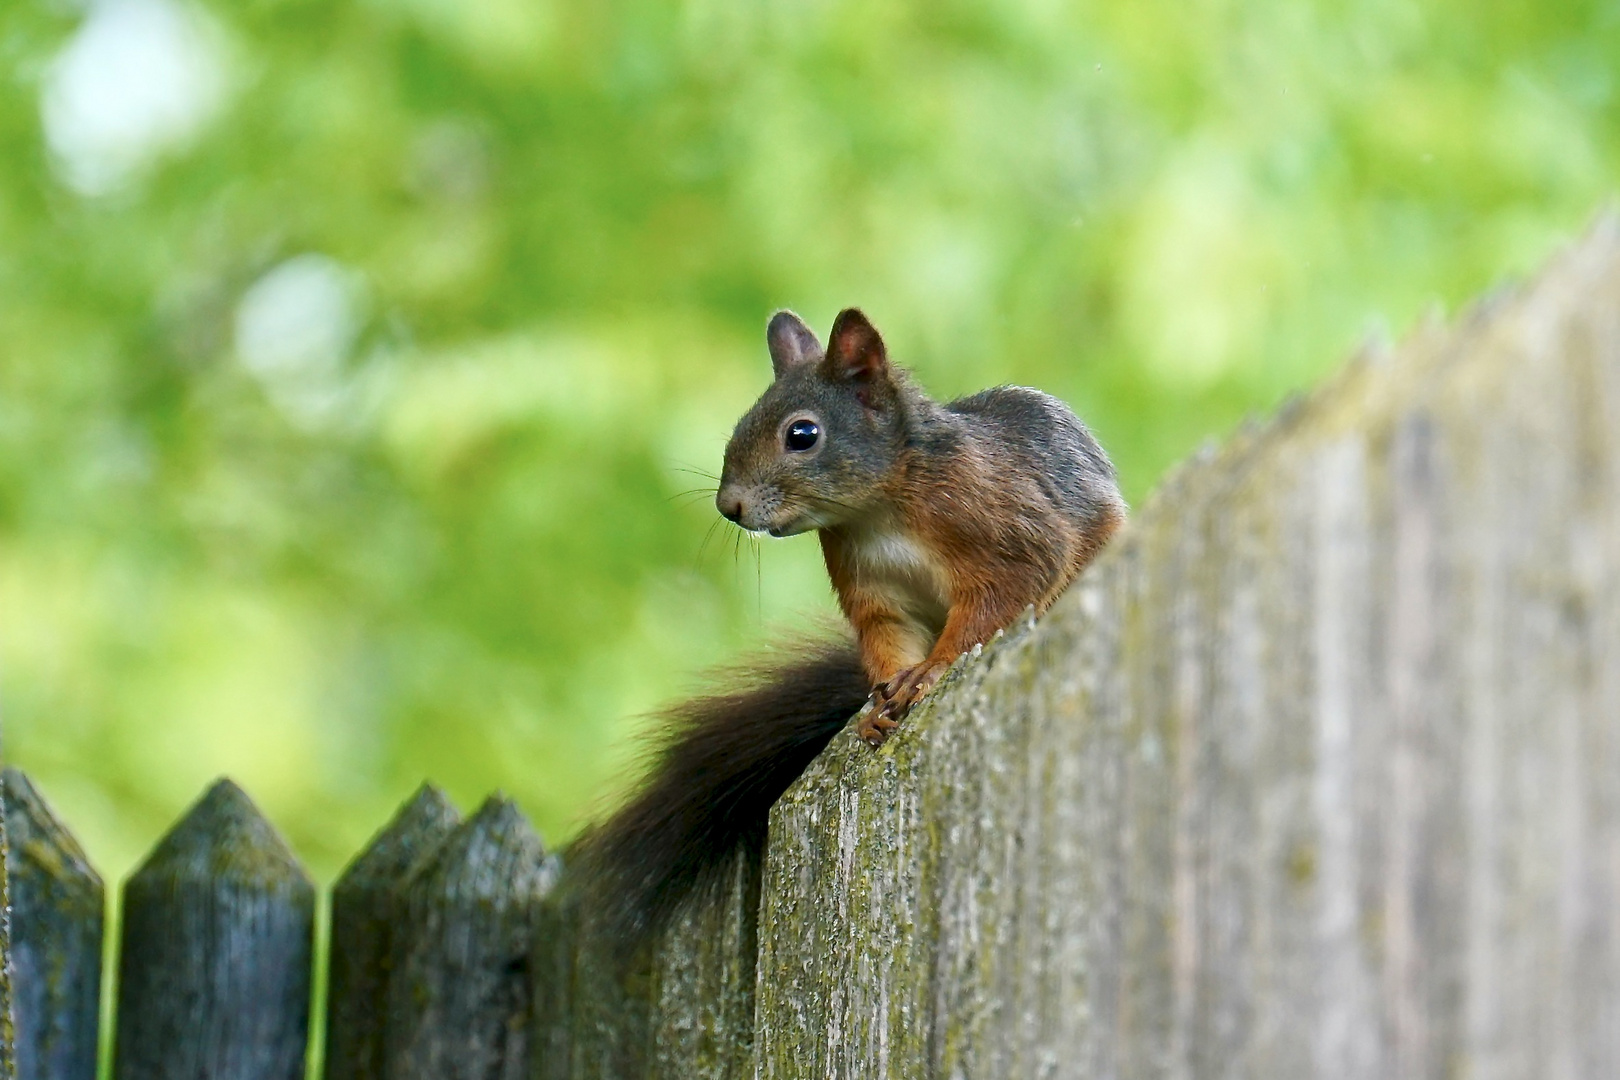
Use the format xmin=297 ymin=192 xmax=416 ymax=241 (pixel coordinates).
xmin=576 ymin=306 xmax=1125 ymax=953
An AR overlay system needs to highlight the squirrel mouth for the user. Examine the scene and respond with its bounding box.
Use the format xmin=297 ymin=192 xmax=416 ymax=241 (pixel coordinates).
xmin=766 ymin=518 xmax=813 ymax=538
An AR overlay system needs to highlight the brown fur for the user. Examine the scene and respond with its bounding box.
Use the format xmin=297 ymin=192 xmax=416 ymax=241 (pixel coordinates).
xmin=715 ymin=309 xmax=1125 ymax=738
xmin=819 ymin=407 xmax=1124 ymax=740
xmin=727 ymin=308 xmax=1128 ymax=737
xmin=583 ymin=307 xmax=1124 ymax=950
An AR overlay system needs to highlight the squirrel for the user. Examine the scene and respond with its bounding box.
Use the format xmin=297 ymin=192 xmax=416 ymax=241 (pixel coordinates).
xmin=576 ymin=307 xmax=1125 ymax=947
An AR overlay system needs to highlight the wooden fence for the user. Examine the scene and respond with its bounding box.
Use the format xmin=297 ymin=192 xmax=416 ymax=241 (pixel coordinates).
xmin=2 ymin=216 xmax=1619 ymax=1078
xmin=0 ymin=769 xmax=567 ymax=1080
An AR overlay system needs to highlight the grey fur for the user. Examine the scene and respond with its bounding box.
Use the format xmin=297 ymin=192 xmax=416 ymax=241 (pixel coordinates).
xmin=719 ymin=311 xmax=1121 ymax=539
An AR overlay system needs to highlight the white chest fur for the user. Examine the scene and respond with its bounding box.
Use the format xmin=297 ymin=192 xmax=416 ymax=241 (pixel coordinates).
xmin=844 ymin=524 xmax=952 ymax=632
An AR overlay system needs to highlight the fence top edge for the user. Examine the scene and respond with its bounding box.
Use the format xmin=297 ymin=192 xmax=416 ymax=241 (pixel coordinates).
xmin=777 ymin=210 xmax=1620 ymax=815
xmin=333 ymin=781 xmax=462 ymax=894
xmin=401 ymin=793 xmax=558 ymax=903
xmin=125 ymin=776 xmax=314 ymax=893
xmin=1 ymin=768 xmax=103 ymax=892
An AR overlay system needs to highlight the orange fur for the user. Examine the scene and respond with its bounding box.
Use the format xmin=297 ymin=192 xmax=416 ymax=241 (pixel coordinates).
xmin=717 ymin=308 xmax=1126 ymax=744
xmin=821 ymin=438 xmax=1124 ymax=740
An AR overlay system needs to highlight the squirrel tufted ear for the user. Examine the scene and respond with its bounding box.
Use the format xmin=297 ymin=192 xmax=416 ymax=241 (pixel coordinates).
xmin=825 ymin=308 xmax=888 ymax=383
xmin=766 ymin=310 xmax=823 ymax=379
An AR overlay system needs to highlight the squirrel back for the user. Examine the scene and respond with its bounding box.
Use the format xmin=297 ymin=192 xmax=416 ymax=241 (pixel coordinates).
xmin=575 ymin=308 xmax=1123 ymax=948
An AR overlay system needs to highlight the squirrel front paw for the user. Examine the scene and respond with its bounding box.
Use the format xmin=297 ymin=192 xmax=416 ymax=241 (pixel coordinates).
xmin=854 ymin=706 xmax=900 ymax=746
xmin=881 ymin=660 xmax=948 ymax=714
xmin=857 ymin=661 xmax=949 ymax=745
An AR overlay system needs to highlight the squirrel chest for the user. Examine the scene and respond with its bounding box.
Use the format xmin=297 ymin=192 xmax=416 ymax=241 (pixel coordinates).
xmin=841 ymin=524 xmax=953 ymax=635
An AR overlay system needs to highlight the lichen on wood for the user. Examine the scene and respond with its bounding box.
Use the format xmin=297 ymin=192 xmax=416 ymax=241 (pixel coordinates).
xmin=751 ymin=217 xmax=1620 ymax=1078
xmin=324 ymin=783 xmax=461 ymax=1080
xmin=0 ymin=770 xmax=15 ymax=1080
xmin=383 ymin=794 xmax=556 ymax=1080
xmin=6 ymin=221 xmax=1619 ymax=1080
xmin=2 ymin=768 xmax=103 ymax=1080
xmin=113 ymin=778 xmax=316 ymax=1080
xmin=531 ymin=846 xmax=756 ymax=1080
xmin=646 ymin=850 xmax=759 ymax=1080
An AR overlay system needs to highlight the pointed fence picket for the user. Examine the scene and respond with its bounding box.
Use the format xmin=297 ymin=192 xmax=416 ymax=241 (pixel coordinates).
xmin=323 ymin=784 xmax=460 ymax=1080
xmin=0 ymin=773 xmax=569 ymax=1080
xmin=113 ymin=780 xmax=315 ymax=1080
xmin=379 ymin=795 xmax=555 ymax=1080
xmin=1 ymin=770 xmax=101 ymax=1080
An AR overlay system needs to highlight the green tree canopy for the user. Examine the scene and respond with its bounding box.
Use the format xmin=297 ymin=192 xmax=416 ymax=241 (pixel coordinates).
xmin=1 ymin=0 xmax=1615 ymax=880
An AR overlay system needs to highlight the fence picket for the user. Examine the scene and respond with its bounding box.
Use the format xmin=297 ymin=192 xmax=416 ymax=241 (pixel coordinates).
xmin=2 ymin=770 xmax=103 ymax=1080
xmin=324 ymin=783 xmax=460 ymax=1080
xmin=382 ymin=795 xmax=555 ymax=1080
xmin=113 ymin=779 xmax=314 ymax=1080
xmin=0 ymin=771 xmax=14 ymax=1080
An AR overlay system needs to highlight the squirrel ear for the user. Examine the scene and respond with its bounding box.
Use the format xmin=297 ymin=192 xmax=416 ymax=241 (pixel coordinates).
xmin=766 ymin=310 xmax=823 ymax=379
xmin=825 ymin=308 xmax=888 ymax=382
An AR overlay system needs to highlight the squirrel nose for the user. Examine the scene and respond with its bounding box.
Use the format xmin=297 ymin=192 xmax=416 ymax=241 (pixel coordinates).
xmin=717 ymin=493 xmax=744 ymax=523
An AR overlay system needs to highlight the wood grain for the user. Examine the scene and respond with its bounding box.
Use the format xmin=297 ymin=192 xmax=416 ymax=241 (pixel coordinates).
xmin=113 ymin=779 xmax=315 ymax=1080
xmin=753 ymin=216 xmax=1620 ymax=1078
xmin=2 ymin=769 xmax=102 ymax=1080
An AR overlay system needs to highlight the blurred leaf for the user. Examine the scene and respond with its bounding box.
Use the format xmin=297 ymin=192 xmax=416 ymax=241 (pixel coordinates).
xmin=0 ymin=0 xmax=1615 ymax=881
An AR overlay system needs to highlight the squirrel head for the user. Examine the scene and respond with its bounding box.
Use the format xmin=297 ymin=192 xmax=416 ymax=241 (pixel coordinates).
xmin=716 ymin=308 xmax=910 ymax=536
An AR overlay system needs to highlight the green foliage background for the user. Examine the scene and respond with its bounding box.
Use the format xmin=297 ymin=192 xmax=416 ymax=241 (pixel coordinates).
xmin=1 ymin=0 xmax=1615 ymax=883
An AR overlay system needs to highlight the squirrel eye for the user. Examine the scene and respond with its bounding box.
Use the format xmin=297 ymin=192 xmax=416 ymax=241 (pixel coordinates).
xmin=784 ymin=419 xmax=821 ymax=453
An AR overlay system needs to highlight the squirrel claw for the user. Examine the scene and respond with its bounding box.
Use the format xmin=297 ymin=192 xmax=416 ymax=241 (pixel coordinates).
xmin=855 ymin=708 xmax=900 ymax=746
xmin=883 ymin=662 xmax=947 ymax=714
xmin=859 ymin=661 xmax=948 ymax=746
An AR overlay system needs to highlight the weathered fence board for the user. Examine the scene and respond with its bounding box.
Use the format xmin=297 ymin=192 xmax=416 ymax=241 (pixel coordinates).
xmin=324 ymin=783 xmax=461 ymax=1080
xmin=646 ymin=853 xmax=758 ymax=1080
xmin=0 ymin=771 xmax=15 ymax=1080
xmin=2 ymin=769 xmax=102 ymax=1080
xmin=531 ymin=850 xmax=757 ymax=1080
xmin=113 ymin=779 xmax=315 ymax=1080
xmin=531 ymin=883 xmax=655 ymax=1080
xmin=752 ymin=217 xmax=1620 ymax=1077
xmin=381 ymin=794 xmax=554 ymax=1080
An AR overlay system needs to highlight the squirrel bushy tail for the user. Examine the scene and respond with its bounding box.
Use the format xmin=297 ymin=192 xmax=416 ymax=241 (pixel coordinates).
xmin=574 ymin=637 xmax=869 ymax=947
